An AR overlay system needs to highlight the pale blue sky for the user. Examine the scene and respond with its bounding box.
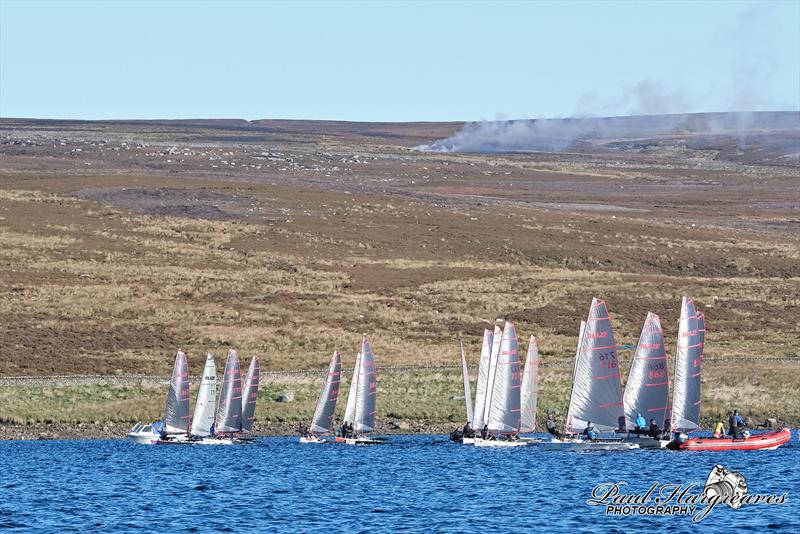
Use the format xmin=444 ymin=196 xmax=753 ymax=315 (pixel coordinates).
xmin=1 ymin=0 xmax=798 ymax=121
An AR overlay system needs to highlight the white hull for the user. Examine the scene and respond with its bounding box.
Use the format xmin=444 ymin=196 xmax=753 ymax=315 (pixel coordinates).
xmin=345 ymin=437 xmax=384 ymax=445
xmin=623 ymin=437 xmax=670 ymax=449
xmin=300 ymin=436 xmax=327 ymax=444
xmin=474 ymin=437 xmax=528 ymax=448
xmin=461 ymin=437 xmax=476 ymax=445
xmin=538 ymin=438 xmax=639 ymax=451
xmin=127 ymin=431 xmax=159 ymax=445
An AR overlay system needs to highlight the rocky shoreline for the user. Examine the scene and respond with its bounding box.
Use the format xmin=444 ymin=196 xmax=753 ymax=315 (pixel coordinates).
xmin=0 ymin=419 xmax=457 ymax=441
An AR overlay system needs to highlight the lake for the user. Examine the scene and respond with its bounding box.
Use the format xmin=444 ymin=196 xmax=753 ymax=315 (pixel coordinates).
xmin=1 ymin=432 xmax=798 ymax=532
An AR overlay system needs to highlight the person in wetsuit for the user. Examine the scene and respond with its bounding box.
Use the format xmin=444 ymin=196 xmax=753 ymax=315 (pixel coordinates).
xmin=545 ymin=413 xmax=562 ymax=439
xmin=648 ymin=419 xmax=661 ymax=439
xmin=462 ymin=422 xmax=474 ymax=438
xmin=728 ymin=410 xmax=744 ymax=439
xmin=582 ymin=422 xmax=597 ymax=441
xmin=481 ymin=424 xmax=489 ymax=440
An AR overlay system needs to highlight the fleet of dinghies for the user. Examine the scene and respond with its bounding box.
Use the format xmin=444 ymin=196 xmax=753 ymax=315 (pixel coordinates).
xmin=128 ymin=349 xmax=260 ymax=445
xmin=128 ymin=301 xmax=790 ymax=452
xmin=453 ymin=296 xmax=789 ymax=452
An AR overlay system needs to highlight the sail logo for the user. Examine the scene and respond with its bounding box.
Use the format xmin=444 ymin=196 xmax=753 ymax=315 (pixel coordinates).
xmin=586 ymin=331 xmax=608 ymax=339
xmin=587 ymin=465 xmax=787 ymax=523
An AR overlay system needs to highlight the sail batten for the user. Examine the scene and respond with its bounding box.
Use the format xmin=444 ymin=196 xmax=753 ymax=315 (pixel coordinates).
xmin=487 ymin=321 xmax=522 ymax=434
xmin=472 ymin=329 xmax=493 ymax=431
xmin=623 ymin=313 xmax=669 ymax=430
xmin=191 ymin=353 xmax=217 ymax=437
xmin=353 ymin=336 xmax=377 ymax=433
xmin=566 ymin=299 xmax=625 ymax=433
xmin=670 ymin=297 xmax=702 ymax=432
xmin=460 ymin=342 xmax=474 ymax=426
xmin=310 ymin=351 xmax=342 ymax=434
xmin=241 ymin=356 xmax=260 ymax=433
xmin=163 ymin=350 xmax=191 ymax=434
xmin=215 ymin=349 xmax=243 ymax=433
xmin=520 ymin=336 xmax=540 ymax=433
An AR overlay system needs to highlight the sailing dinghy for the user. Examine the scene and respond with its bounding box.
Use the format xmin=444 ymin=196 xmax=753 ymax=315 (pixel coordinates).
xmin=475 ymin=321 xmax=528 ymax=447
xmin=621 ymin=313 xmax=671 ymax=448
xmin=519 ymin=336 xmax=541 ymax=443
xmin=468 ymin=329 xmax=493 ymax=444
xmin=189 ymin=353 xmax=217 ymax=439
xmin=196 ymin=349 xmax=253 ymax=445
xmin=128 ymin=349 xmax=191 ymax=445
xmin=540 ymin=299 xmax=638 ymax=451
xmin=338 ymin=335 xmax=383 ymax=445
xmin=450 ymin=341 xmax=477 ymax=444
xmin=301 ymin=351 xmax=342 ymax=443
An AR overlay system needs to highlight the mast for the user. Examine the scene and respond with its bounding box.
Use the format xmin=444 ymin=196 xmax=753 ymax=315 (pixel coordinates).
xmin=190 ymin=353 xmax=217 ymax=437
xmin=486 ymin=321 xmax=522 ymax=434
xmin=460 ymin=341 xmax=474 ymax=426
xmin=163 ymin=349 xmax=191 ymax=434
xmin=565 ymin=298 xmax=624 ymax=433
xmin=215 ymin=349 xmax=243 ymax=434
xmin=472 ymin=329 xmax=493 ymax=431
xmin=563 ymin=321 xmax=586 ymax=434
xmin=310 ymin=351 xmax=342 ymax=434
xmin=622 ymin=313 xmax=669 ymax=430
xmin=520 ymin=336 xmax=540 ymax=434
xmin=241 ymin=356 xmax=260 ymax=433
xmin=670 ymin=297 xmax=702 ymax=432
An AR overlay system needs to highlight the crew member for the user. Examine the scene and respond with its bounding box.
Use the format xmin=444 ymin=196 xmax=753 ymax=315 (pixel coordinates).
xmin=648 ymin=419 xmax=661 ymax=439
xmin=713 ymin=421 xmax=725 ymax=439
xmin=582 ymin=421 xmax=597 ymax=441
xmin=728 ymin=410 xmax=744 ymax=439
xmin=635 ymin=413 xmax=647 ymax=435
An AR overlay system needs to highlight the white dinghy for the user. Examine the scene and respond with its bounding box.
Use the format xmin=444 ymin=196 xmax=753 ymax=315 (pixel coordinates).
xmin=519 ymin=336 xmax=541 ymax=443
xmin=474 ymin=321 xmax=527 ymax=448
xmin=300 ymin=351 xmax=342 ymax=443
xmin=622 ymin=313 xmax=671 ymax=449
xmin=339 ymin=336 xmax=383 ymax=445
xmin=128 ymin=349 xmax=191 ymax=445
xmin=467 ymin=329 xmax=493 ymax=445
xmin=189 ymin=353 xmax=217 ymax=440
xmin=543 ymin=299 xmax=638 ymax=451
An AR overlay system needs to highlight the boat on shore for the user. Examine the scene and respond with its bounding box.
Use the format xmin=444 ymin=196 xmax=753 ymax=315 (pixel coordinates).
xmin=673 ymin=428 xmax=791 ymax=451
xmin=300 ymin=351 xmax=342 ymax=444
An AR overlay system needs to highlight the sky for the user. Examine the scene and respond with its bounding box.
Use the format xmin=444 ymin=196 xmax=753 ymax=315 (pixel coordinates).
xmin=1 ymin=0 xmax=798 ymax=122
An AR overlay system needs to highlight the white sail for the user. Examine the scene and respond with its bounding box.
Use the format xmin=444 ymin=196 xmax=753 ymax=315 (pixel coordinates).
xmin=482 ymin=324 xmax=504 ymax=425
xmin=310 ymin=351 xmax=342 ymax=434
xmin=622 ymin=313 xmax=669 ymax=430
xmin=343 ymin=352 xmax=361 ymax=425
xmin=190 ymin=353 xmax=217 ymax=437
xmin=163 ymin=350 xmax=191 ymax=434
xmin=215 ymin=349 xmax=243 ymax=433
xmin=460 ymin=342 xmax=474 ymax=425
xmin=670 ymin=297 xmax=702 ymax=432
xmin=487 ymin=321 xmax=522 ymax=434
xmin=472 ymin=329 xmax=493 ymax=431
xmin=566 ymin=298 xmax=625 ymax=433
xmin=353 ymin=336 xmax=377 ymax=433
xmin=520 ymin=336 xmax=540 ymax=433
xmin=241 ymin=356 xmax=260 ymax=433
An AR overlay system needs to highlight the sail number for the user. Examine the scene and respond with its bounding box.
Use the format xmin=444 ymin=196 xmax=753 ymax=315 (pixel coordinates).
xmin=598 ymin=351 xmax=617 ymax=368
xmin=647 ymin=361 xmax=666 ymax=380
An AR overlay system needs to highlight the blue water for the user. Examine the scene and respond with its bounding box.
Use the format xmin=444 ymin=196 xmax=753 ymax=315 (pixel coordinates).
xmin=1 ymin=432 xmax=798 ymax=533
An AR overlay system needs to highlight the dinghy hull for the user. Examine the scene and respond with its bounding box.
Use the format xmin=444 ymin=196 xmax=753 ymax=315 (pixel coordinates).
xmin=300 ymin=436 xmax=327 ymax=444
xmin=678 ymin=428 xmax=791 ymax=451
xmin=538 ymin=438 xmax=639 ymax=451
xmin=474 ymin=438 xmax=528 ymax=447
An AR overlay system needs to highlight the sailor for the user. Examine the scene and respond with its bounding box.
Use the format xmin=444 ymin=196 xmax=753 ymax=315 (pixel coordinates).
xmin=661 ymin=418 xmax=671 ymax=440
xmin=462 ymin=421 xmax=473 ymax=438
xmin=582 ymin=421 xmax=597 ymax=441
xmin=728 ymin=410 xmax=744 ymax=439
xmin=648 ymin=419 xmax=661 ymax=439
xmin=481 ymin=424 xmax=489 ymax=440
xmin=298 ymin=422 xmax=308 ymax=437
xmin=713 ymin=421 xmax=725 ymax=438
xmin=635 ymin=413 xmax=647 ymax=435
xmin=545 ymin=413 xmax=563 ymax=439
xmin=159 ymin=421 xmax=168 ymax=441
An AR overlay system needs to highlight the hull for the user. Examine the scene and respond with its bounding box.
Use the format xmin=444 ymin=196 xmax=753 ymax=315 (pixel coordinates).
xmin=623 ymin=436 xmax=670 ymax=449
xmin=300 ymin=436 xmax=327 ymax=444
xmin=538 ymin=438 xmax=639 ymax=451
xmin=345 ymin=437 xmax=384 ymax=445
xmin=679 ymin=428 xmax=791 ymax=451
xmin=127 ymin=431 xmax=159 ymax=445
xmin=461 ymin=437 xmax=476 ymax=445
xmin=474 ymin=438 xmax=528 ymax=448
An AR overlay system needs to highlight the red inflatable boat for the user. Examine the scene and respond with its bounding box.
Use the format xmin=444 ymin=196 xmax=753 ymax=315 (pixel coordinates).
xmin=678 ymin=428 xmax=792 ymax=451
